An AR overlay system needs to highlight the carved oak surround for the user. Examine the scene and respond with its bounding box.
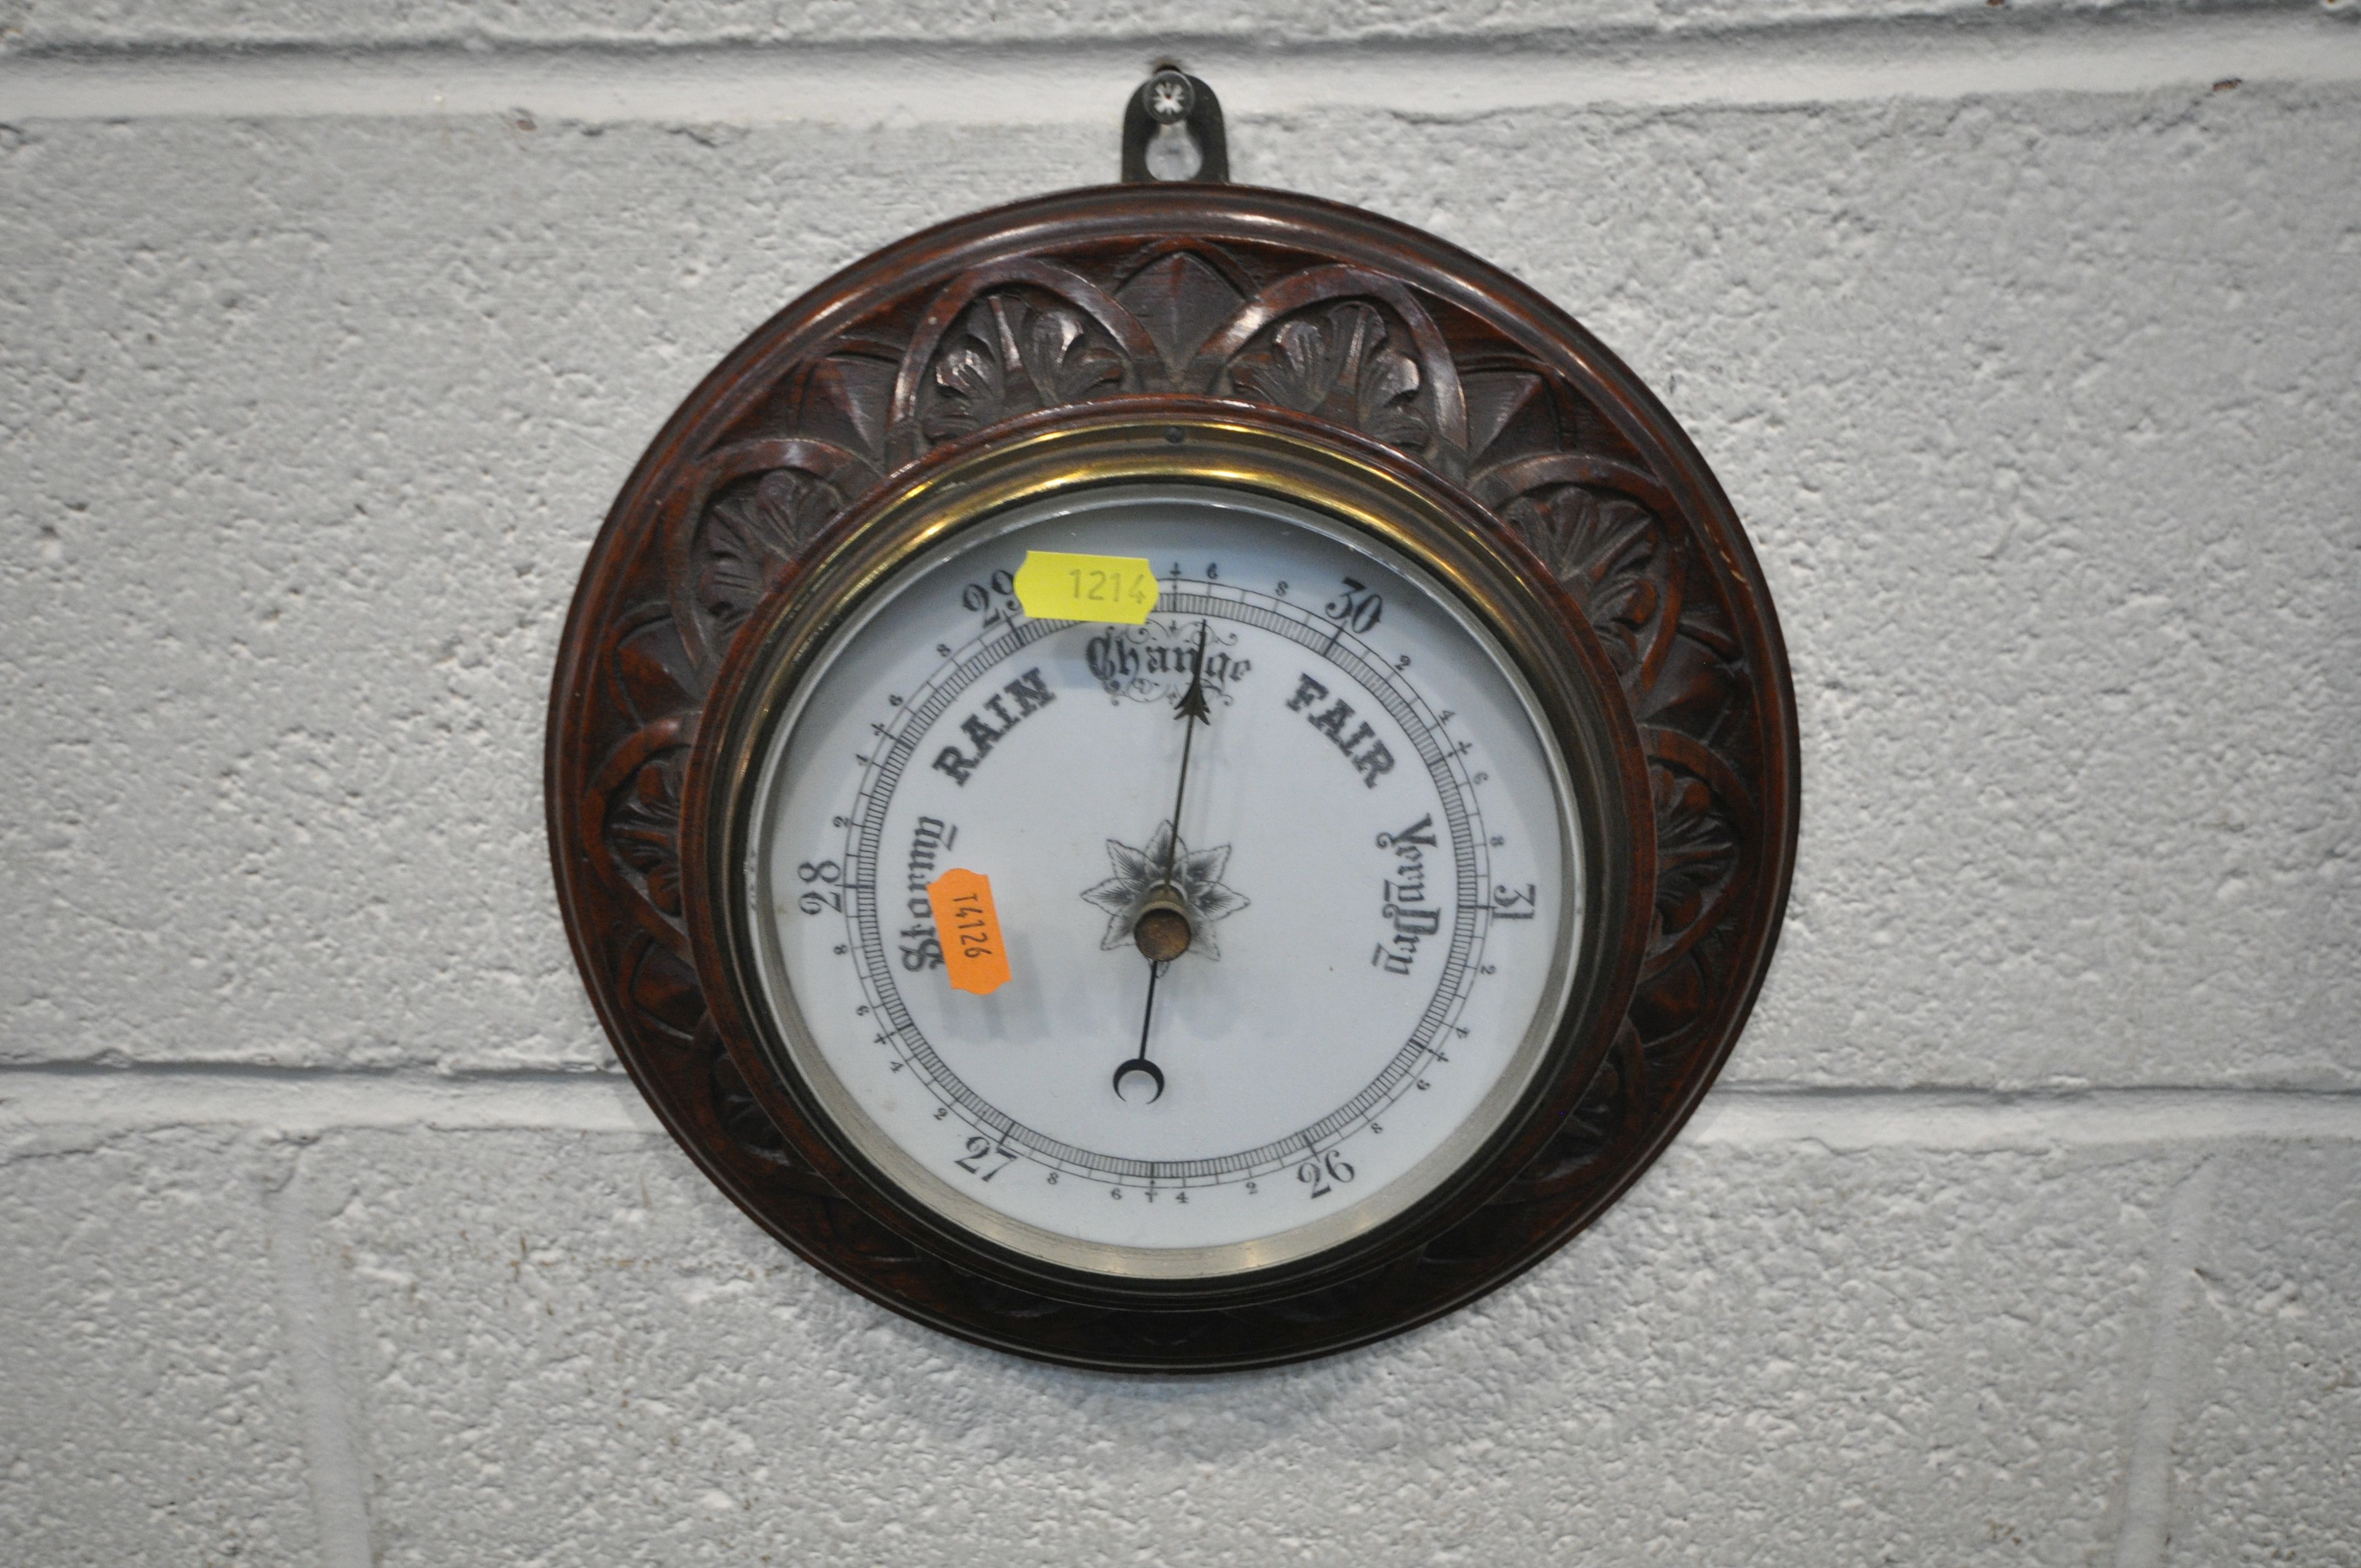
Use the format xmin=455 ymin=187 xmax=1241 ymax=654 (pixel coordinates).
xmin=547 ymin=184 xmax=1797 ymax=1369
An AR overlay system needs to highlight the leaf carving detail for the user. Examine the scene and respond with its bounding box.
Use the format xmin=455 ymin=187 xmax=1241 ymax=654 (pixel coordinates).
xmin=710 ymin=1046 xmax=796 ymax=1166
xmin=1650 ymin=763 xmax=1738 ymax=955
xmin=923 ymin=296 xmax=1123 ymax=440
xmin=1501 ymin=486 xmax=1663 ymax=681
xmin=1496 ymin=476 xmax=1753 ymax=1004
xmin=1230 ymin=302 xmax=1429 ymax=450
xmin=694 ymin=469 xmax=836 ymax=645
xmin=605 ymin=747 xmax=686 ymax=918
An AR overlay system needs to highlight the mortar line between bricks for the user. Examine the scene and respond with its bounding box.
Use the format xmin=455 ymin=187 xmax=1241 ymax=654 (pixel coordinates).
xmin=2110 ymin=1158 xmax=2217 ymax=1568
xmin=263 ymin=1152 xmax=378 ymax=1568
xmin=4 ymin=1068 xmax=2359 ymax=1145
xmin=1 ymin=12 xmax=2357 ymax=123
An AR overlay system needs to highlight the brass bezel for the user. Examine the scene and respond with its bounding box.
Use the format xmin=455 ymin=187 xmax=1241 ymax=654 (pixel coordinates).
xmin=682 ymin=410 xmax=1646 ymax=1309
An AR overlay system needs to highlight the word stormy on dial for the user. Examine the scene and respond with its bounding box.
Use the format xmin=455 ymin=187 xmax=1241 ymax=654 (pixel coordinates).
xmin=1285 ymin=674 xmax=1397 ymax=788
xmin=1373 ymin=814 xmax=1444 ymax=974
xmin=897 ymin=815 xmax=957 ymax=970
xmin=931 ymin=669 xmax=1055 ymax=785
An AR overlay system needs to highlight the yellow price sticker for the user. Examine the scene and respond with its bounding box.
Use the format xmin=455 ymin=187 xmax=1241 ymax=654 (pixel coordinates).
xmin=1013 ymin=551 xmax=1160 ymax=624
xmin=927 ymin=868 xmax=1013 ymax=997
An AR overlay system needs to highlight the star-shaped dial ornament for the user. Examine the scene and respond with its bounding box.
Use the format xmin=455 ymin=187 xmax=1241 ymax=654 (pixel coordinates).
xmin=1081 ymin=822 xmax=1248 ymax=959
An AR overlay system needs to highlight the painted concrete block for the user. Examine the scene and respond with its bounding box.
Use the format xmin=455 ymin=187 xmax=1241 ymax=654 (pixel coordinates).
xmin=306 ymin=1126 xmax=2189 ymax=1564
xmin=2168 ymin=1143 xmax=2361 ymax=1565
xmin=2 ymin=88 xmax=2353 ymax=1088
xmin=0 ymin=1127 xmax=325 ymax=1565
xmin=0 ymin=0 xmax=2318 ymax=50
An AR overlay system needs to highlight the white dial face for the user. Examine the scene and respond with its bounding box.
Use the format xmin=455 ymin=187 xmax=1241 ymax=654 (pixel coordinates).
xmin=745 ymin=483 xmax=1582 ymax=1279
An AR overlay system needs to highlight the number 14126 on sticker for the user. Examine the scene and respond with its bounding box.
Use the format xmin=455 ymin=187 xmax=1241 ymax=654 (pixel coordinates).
xmin=926 ymin=867 xmax=1013 ymax=995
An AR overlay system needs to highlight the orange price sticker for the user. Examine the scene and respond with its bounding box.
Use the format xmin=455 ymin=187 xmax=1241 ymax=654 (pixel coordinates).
xmin=926 ymin=868 xmax=1013 ymax=996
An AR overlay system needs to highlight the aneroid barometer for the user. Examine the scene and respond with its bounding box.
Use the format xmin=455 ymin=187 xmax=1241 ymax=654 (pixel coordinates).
xmin=548 ymin=72 xmax=1797 ymax=1369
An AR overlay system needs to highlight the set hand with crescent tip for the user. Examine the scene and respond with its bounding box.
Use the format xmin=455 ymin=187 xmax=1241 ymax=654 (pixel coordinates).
xmin=1111 ymin=620 xmax=1212 ymax=1104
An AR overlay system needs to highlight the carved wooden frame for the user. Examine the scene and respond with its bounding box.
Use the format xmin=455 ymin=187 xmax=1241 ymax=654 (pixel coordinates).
xmin=546 ymin=183 xmax=1799 ymax=1370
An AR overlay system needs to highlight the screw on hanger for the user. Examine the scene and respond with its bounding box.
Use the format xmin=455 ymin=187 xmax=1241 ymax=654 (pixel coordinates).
xmin=1121 ymin=67 xmax=1230 ymax=184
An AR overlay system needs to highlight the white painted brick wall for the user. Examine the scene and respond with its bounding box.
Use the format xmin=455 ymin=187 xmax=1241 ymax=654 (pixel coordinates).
xmin=0 ymin=0 xmax=2340 ymax=50
xmin=1 ymin=6 xmax=2354 ymax=1563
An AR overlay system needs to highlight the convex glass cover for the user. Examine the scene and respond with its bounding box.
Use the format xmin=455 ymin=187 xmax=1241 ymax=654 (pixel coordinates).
xmin=739 ymin=479 xmax=1583 ymax=1280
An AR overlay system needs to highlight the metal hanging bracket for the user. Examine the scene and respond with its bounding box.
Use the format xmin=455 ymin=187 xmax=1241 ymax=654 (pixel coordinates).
xmin=1121 ymin=68 xmax=1230 ymax=184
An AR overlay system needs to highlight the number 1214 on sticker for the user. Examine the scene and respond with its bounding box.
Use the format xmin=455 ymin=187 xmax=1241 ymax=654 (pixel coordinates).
xmin=1013 ymin=551 xmax=1160 ymax=624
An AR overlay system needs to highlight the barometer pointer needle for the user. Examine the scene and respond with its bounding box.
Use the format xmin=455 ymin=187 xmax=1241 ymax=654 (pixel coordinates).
xmin=1116 ymin=961 xmax=1168 ymax=1103
xmin=1113 ymin=620 xmax=1211 ymax=1104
